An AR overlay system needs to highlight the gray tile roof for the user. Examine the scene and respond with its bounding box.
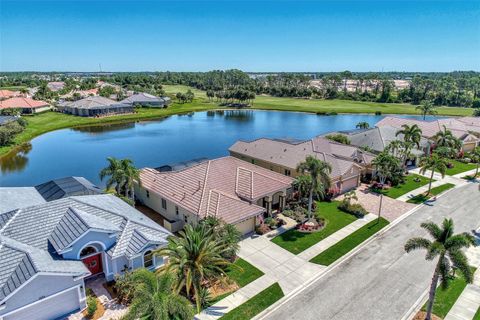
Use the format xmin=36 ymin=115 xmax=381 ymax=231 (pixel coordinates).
xmin=61 ymin=96 xmax=130 ymax=110
xmin=35 ymin=176 xmax=103 ymax=202
xmin=121 ymin=93 xmax=166 ymax=104
xmin=0 ymin=194 xmax=171 ymax=301
xmin=0 ymin=187 xmax=46 ymax=214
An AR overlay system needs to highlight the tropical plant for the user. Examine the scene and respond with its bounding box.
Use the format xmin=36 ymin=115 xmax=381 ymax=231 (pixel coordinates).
xmin=405 ymin=219 xmax=476 ymax=320
xmin=396 ymin=124 xmax=422 ymax=167
xmin=296 ymin=156 xmax=332 ymax=220
xmin=200 ymin=217 xmax=241 ymax=260
xmin=122 ymin=269 xmax=194 ymax=320
xmin=293 ymin=174 xmax=313 ymax=199
xmin=120 ymin=158 xmax=141 ymax=201
xmin=385 ymin=140 xmax=404 ymax=158
xmin=433 ymin=125 xmax=461 ymax=152
xmin=372 ymin=151 xmax=402 ymax=185
xmin=325 ymin=133 xmax=350 ymax=145
xmin=99 ymin=157 xmax=125 ymax=194
xmin=469 ymin=147 xmax=480 ymax=178
xmin=157 ymin=224 xmax=231 ymax=312
xmin=416 ymin=100 xmax=437 ymax=120
xmin=356 ymin=121 xmax=370 ymax=129
xmin=419 ymin=153 xmax=448 ymax=194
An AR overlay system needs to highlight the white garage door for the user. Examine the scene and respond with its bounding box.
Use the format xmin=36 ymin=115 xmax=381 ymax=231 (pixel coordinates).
xmin=4 ymin=287 xmax=80 ymax=320
xmin=341 ymin=176 xmax=359 ymax=193
xmin=235 ymin=217 xmax=255 ymax=235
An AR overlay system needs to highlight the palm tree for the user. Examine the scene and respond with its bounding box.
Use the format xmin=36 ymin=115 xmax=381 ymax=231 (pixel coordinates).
xmin=385 ymin=140 xmax=404 ymax=158
xmin=405 ymin=219 xmax=475 ymax=320
xmin=356 ymin=121 xmax=370 ymax=129
xmin=433 ymin=125 xmax=461 ymax=152
xmin=122 ymin=269 xmax=194 ymax=320
xmin=99 ymin=157 xmax=125 ymax=194
xmin=293 ymin=174 xmax=313 ymax=199
xmin=416 ymin=100 xmax=438 ymax=120
xmin=469 ymin=147 xmax=480 ymax=178
xmin=419 ymin=153 xmax=448 ymax=194
xmin=157 ymin=225 xmax=231 ymax=313
xmin=372 ymin=151 xmax=401 ymax=185
xmin=396 ymin=124 xmax=422 ymax=167
xmin=296 ymin=156 xmax=332 ymax=220
xmin=121 ymin=158 xmax=140 ymax=201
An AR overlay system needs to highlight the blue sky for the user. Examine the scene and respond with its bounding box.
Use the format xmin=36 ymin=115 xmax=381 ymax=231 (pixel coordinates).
xmin=1 ymin=1 xmax=479 ymax=72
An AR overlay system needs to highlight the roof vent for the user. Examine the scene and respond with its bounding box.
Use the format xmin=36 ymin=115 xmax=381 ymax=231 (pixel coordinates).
xmin=284 ymin=149 xmax=287 ymax=152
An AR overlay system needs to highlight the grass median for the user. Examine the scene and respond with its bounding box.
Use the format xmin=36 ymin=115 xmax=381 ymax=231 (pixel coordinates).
xmin=310 ymin=217 xmax=389 ymax=266
xmin=371 ymin=174 xmax=432 ymax=199
xmin=406 ymin=183 xmax=455 ymax=204
xmin=219 ymin=283 xmax=284 ymax=320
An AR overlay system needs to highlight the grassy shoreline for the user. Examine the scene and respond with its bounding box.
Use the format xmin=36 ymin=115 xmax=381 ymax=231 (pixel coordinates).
xmin=0 ymin=85 xmax=474 ymax=158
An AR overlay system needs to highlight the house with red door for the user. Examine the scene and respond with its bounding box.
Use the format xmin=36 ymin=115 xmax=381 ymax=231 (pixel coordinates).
xmin=0 ymin=190 xmax=171 ymax=320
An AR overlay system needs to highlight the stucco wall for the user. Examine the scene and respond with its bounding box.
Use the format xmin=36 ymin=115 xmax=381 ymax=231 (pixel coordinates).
xmin=62 ymin=230 xmax=116 ymax=260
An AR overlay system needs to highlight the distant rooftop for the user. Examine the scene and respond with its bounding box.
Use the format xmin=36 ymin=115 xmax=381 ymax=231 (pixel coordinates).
xmin=155 ymin=157 xmax=209 ymax=172
xmin=35 ymin=176 xmax=103 ymax=201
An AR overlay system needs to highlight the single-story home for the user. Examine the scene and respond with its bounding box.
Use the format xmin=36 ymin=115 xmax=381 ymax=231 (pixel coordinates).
xmin=120 ymin=92 xmax=171 ymax=107
xmin=0 ymin=90 xmax=20 ymax=100
xmin=59 ymin=88 xmax=99 ymax=100
xmin=57 ymin=96 xmax=134 ymax=117
xmin=0 ymin=97 xmax=51 ymax=114
xmin=136 ymin=156 xmax=294 ymax=234
xmin=0 ymin=193 xmax=171 ymax=320
xmin=229 ymin=136 xmax=375 ymax=194
xmin=337 ymin=125 xmax=431 ymax=166
xmin=47 ymin=81 xmax=65 ymax=92
xmin=376 ymin=116 xmax=480 ymax=152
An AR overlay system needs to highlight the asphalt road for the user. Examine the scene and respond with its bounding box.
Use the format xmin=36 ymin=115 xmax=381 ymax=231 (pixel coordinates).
xmin=261 ymin=183 xmax=480 ymax=320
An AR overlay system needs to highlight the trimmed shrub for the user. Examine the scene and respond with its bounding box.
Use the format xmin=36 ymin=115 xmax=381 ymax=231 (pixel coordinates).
xmin=338 ymin=201 xmax=368 ymax=218
xmin=86 ymin=296 xmax=97 ymax=318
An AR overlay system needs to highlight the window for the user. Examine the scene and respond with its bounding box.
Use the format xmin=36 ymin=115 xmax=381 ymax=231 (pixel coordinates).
xmin=144 ymin=250 xmax=154 ymax=268
xmin=184 ymin=214 xmax=188 ymax=223
xmin=161 ymin=198 xmax=167 ymax=210
xmin=284 ymin=169 xmax=291 ymax=176
xmin=175 ymin=206 xmax=179 ymax=216
xmin=80 ymin=246 xmax=97 ymax=258
xmin=146 ymin=190 xmax=150 ymax=198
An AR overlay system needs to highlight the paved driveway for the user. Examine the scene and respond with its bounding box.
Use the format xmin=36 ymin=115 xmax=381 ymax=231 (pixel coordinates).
xmin=259 ymin=183 xmax=480 ymax=320
xmin=341 ymin=184 xmax=416 ymax=222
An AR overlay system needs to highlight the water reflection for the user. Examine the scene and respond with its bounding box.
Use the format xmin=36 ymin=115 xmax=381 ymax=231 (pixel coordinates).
xmin=0 ymin=143 xmax=32 ymax=173
xmin=72 ymin=122 xmax=136 ymax=134
xmin=224 ymin=110 xmax=254 ymax=121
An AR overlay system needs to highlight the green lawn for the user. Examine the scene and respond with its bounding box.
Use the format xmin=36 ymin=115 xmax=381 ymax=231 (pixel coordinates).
xmin=445 ymin=160 xmax=477 ymax=176
xmin=310 ymin=218 xmax=389 ymax=266
xmin=421 ymin=268 xmax=476 ymax=318
xmin=271 ymin=201 xmax=358 ymax=254
xmin=0 ymin=85 xmax=27 ymax=91
xmin=372 ymin=174 xmax=432 ymax=199
xmin=406 ymin=183 xmax=455 ymax=204
xmin=208 ymin=258 xmax=263 ymax=306
xmin=219 ymin=283 xmax=284 ymax=320
xmin=474 ymin=307 xmax=480 ymax=320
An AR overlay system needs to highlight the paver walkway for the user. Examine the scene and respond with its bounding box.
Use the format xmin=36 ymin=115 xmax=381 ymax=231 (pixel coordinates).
xmin=445 ymin=246 xmax=480 ymax=320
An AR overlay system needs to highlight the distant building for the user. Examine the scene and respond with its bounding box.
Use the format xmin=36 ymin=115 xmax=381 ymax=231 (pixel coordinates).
xmin=0 ymin=90 xmax=20 ymax=100
xmin=57 ymin=96 xmax=134 ymax=117
xmin=35 ymin=176 xmax=104 ymax=202
xmin=59 ymin=88 xmax=98 ymax=100
xmin=120 ymin=92 xmax=171 ymax=107
xmin=0 ymin=97 xmax=51 ymax=114
xmin=47 ymin=81 xmax=66 ymax=92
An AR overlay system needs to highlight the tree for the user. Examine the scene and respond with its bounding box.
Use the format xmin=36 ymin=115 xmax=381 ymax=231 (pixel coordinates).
xmin=396 ymin=124 xmax=422 ymax=167
xmin=157 ymin=224 xmax=231 ymax=313
xmin=296 ymin=156 xmax=332 ymax=220
xmin=325 ymin=133 xmax=351 ymax=145
xmin=99 ymin=157 xmax=126 ymax=194
xmin=356 ymin=122 xmax=370 ymax=129
xmin=199 ymin=216 xmax=241 ymax=261
xmin=293 ymin=174 xmax=313 ymax=199
xmin=468 ymin=147 xmax=480 ymax=178
xmin=433 ymin=125 xmax=461 ymax=152
xmin=405 ymin=219 xmax=475 ymax=320
xmin=372 ymin=151 xmax=402 ymax=185
xmin=122 ymin=269 xmax=194 ymax=320
xmin=419 ymin=153 xmax=447 ymax=194
xmin=121 ymin=158 xmax=141 ymax=202
xmin=416 ymin=100 xmax=438 ymax=120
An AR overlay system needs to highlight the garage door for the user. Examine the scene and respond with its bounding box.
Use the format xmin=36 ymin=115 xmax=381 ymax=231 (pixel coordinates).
xmin=235 ymin=217 xmax=255 ymax=235
xmin=4 ymin=287 xmax=80 ymax=320
xmin=341 ymin=176 xmax=359 ymax=193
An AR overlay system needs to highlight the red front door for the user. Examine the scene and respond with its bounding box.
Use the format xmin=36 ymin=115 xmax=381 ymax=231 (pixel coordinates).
xmin=82 ymin=253 xmax=103 ymax=275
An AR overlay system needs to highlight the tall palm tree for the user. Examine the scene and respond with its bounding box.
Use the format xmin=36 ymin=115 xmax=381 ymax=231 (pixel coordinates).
xmin=293 ymin=174 xmax=313 ymax=199
xmin=372 ymin=151 xmax=401 ymax=185
xmin=419 ymin=153 xmax=448 ymax=194
xmin=396 ymin=124 xmax=422 ymax=167
xmin=121 ymin=158 xmax=140 ymax=201
xmin=157 ymin=225 xmax=231 ymax=313
xmin=416 ymin=100 xmax=438 ymax=120
xmin=433 ymin=125 xmax=461 ymax=152
xmin=385 ymin=140 xmax=404 ymax=158
xmin=405 ymin=219 xmax=475 ymax=320
xmin=356 ymin=121 xmax=370 ymax=129
xmin=122 ymin=269 xmax=194 ymax=320
xmin=99 ymin=157 xmax=125 ymax=194
xmin=469 ymin=147 xmax=480 ymax=178
xmin=296 ymin=156 xmax=332 ymax=220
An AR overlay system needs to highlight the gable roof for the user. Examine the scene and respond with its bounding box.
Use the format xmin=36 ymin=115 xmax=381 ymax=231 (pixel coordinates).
xmin=0 ymin=187 xmax=46 ymax=214
xmin=139 ymin=156 xmax=292 ymax=224
xmin=120 ymin=92 xmax=168 ymax=105
xmin=35 ymin=176 xmax=103 ymax=202
xmin=0 ymin=97 xmax=49 ymax=110
xmin=0 ymin=90 xmax=19 ymax=99
xmin=61 ymin=96 xmax=129 ymax=109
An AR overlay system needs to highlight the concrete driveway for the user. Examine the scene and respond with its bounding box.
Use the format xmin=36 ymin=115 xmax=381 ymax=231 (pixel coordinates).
xmin=259 ymin=183 xmax=480 ymax=320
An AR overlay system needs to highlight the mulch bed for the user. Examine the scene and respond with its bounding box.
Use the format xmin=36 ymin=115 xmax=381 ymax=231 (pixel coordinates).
xmin=82 ymin=297 xmax=106 ymax=320
xmin=413 ymin=311 xmax=442 ymax=320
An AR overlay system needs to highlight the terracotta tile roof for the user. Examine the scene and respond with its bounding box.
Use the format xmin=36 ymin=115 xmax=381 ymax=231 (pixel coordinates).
xmin=139 ymin=157 xmax=293 ymax=224
xmin=229 ymin=137 xmax=370 ymax=180
xmin=0 ymin=90 xmax=19 ymax=99
xmin=0 ymin=97 xmax=49 ymax=109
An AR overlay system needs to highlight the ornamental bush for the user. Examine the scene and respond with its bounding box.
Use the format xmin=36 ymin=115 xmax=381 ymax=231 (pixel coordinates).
xmin=86 ymin=296 xmax=97 ymax=318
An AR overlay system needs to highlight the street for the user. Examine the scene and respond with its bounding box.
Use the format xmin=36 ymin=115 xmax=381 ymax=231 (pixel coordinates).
xmin=260 ymin=183 xmax=480 ymax=320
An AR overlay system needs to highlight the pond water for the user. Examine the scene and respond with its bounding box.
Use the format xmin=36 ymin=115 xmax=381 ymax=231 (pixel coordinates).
xmin=0 ymin=110 xmax=439 ymax=187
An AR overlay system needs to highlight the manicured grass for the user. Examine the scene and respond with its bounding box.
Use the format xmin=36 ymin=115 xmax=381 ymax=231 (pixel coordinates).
xmin=445 ymin=160 xmax=477 ymax=176
xmin=372 ymin=174 xmax=432 ymax=199
xmin=474 ymin=307 xmax=480 ymax=320
xmin=219 ymin=283 xmax=284 ymax=320
xmin=421 ymin=268 xmax=476 ymax=318
xmin=271 ymin=201 xmax=358 ymax=254
xmin=310 ymin=217 xmax=389 ymax=266
xmin=208 ymin=258 xmax=263 ymax=306
xmin=406 ymin=183 xmax=455 ymax=204
xmin=0 ymin=86 xmax=27 ymax=90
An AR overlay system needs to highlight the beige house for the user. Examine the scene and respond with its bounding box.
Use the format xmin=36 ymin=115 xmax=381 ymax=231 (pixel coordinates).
xmin=376 ymin=116 xmax=480 ymax=152
xmin=136 ymin=156 xmax=294 ymax=234
xmin=229 ymin=137 xmax=375 ymax=194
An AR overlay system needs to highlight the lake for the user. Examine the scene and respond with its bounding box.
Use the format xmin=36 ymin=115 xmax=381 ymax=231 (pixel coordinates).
xmin=0 ymin=110 xmax=439 ymax=187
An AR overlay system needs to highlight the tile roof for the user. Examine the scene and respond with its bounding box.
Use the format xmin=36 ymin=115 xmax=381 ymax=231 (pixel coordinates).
xmin=139 ymin=156 xmax=293 ymax=224
xmin=229 ymin=137 xmax=372 ymax=180
xmin=120 ymin=92 xmax=168 ymax=104
xmin=0 ymin=187 xmax=47 ymax=214
xmin=0 ymin=194 xmax=171 ymax=301
xmin=0 ymin=97 xmax=49 ymax=110
xmin=35 ymin=176 xmax=103 ymax=202
xmin=61 ymin=96 xmax=129 ymax=110
xmin=0 ymin=90 xmax=19 ymax=99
